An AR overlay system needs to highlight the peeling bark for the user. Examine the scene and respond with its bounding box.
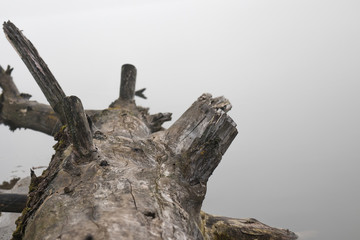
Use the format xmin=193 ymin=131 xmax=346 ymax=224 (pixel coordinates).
xmin=1 ymin=21 xmax=297 ymax=240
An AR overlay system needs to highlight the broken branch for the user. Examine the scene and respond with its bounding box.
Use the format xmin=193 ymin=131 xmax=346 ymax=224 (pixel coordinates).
xmin=165 ymin=93 xmax=237 ymax=184
xmin=63 ymin=96 xmax=94 ymax=157
xmin=0 ymin=65 xmax=61 ymax=135
xmin=3 ymin=21 xmax=66 ymax=121
xmin=120 ymin=64 xmax=137 ymax=101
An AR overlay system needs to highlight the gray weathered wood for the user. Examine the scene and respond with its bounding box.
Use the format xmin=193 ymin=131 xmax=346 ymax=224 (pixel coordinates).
xmin=63 ymin=96 xmax=95 ymax=157
xmin=3 ymin=21 xmax=66 ymax=121
xmin=165 ymin=93 xmax=237 ymax=184
xmin=1 ymin=21 xmax=297 ymax=240
xmin=0 ymin=65 xmax=19 ymax=98
xmin=120 ymin=64 xmax=137 ymax=101
xmin=0 ymin=194 xmax=27 ymax=213
xmin=0 ymin=65 xmax=61 ymax=135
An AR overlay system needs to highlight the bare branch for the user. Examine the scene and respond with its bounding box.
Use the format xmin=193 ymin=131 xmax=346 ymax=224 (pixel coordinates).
xmin=3 ymin=21 xmax=66 ymax=121
xmin=0 ymin=98 xmax=61 ymax=135
xmin=165 ymin=93 xmax=237 ymax=185
xmin=63 ymin=96 xmax=95 ymax=157
xmin=120 ymin=64 xmax=137 ymax=101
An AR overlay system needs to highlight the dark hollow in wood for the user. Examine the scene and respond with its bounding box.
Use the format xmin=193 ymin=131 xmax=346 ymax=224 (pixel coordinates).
xmin=120 ymin=64 xmax=137 ymax=101
xmin=0 ymin=193 xmax=27 ymax=213
xmin=3 ymin=21 xmax=66 ymax=121
xmin=63 ymin=96 xmax=94 ymax=157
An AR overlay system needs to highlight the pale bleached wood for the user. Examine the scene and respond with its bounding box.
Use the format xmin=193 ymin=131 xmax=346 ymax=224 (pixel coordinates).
xmin=0 ymin=65 xmax=61 ymax=135
xmin=165 ymin=93 xmax=238 ymax=185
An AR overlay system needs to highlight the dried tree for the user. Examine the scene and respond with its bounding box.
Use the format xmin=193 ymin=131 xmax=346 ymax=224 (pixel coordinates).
xmin=0 ymin=21 xmax=297 ymax=240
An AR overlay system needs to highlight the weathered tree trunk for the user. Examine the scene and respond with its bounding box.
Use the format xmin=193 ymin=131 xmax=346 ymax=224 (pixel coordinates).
xmin=0 ymin=21 xmax=297 ymax=240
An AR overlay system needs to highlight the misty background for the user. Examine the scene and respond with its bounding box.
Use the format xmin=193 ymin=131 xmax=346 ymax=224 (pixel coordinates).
xmin=1 ymin=1 xmax=359 ymax=239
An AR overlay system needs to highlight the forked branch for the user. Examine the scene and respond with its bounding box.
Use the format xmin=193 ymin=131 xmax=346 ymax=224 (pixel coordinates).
xmin=2 ymin=22 xmax=96 ymax=156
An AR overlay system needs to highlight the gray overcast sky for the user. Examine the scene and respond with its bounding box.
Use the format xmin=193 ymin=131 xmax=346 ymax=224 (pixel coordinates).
xmin=1 ymin=1 xmax=360 ymax=239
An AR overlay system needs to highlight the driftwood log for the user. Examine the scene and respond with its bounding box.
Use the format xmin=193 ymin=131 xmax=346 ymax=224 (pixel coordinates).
xmin=0 ymin=194 xmax=27 ymax=213
xmin=0 ymin=21 xmax=297 ymax=240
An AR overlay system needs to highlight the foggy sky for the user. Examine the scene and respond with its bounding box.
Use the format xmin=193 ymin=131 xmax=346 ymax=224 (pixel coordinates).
xmin=1 ymin=1 xmax=359 ymax=239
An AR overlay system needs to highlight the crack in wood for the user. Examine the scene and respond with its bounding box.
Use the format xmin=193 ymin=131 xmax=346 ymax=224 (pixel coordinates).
xmin=126 ymin=179 xmax=137 ymax=210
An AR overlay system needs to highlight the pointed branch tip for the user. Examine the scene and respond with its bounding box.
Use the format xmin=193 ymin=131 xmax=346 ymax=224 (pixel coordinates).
xmin=3 ymin=21 xmax=66 ymax=122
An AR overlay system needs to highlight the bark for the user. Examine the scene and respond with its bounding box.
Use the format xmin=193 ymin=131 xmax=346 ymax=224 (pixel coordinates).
xmin=1 ymin=21 xmax=297 ymax=240
xmin=0 ymin=65 xmax=61 ymax=135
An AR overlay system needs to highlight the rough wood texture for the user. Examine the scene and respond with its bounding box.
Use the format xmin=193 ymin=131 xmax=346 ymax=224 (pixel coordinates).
xmin=120 ymin=64 xmax=137 ymax=101
xmin=201 ymin=212 xmax=297 ymax=240
xmin=3 ymin=21 xmax=66 ymax=120
xmin=63 ymin=96 xmax=95 ymax=157
xmin=2 ymin=21 xmax=297 ymax=240
xmin=0 ymin=65 xmax=61 ymax=135
xmin=165 ymin=94 xmax=237 ymax=184
xmin=0 ymin=65 xmax=19 ymax=98
xmin=0 ymin=194 xmax=27 ymax=213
